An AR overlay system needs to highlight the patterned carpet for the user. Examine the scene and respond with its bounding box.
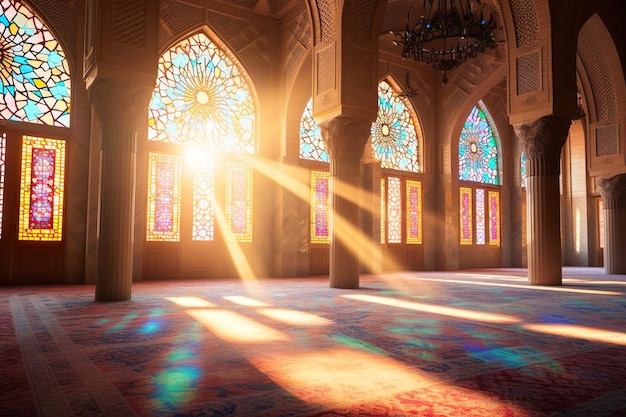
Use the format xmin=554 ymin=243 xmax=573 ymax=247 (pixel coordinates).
xmin=1 ymin=267 xmax=626 ymax=417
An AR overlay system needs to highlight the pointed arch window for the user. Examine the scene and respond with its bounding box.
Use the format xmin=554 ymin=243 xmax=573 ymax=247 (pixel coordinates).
xmin=0 ymin=0 xmax=71 ymax=127
xmin=146 ymin=32 xmax=256 ymax=243
xmin=458 ymin=103 xmax=501 ymax=247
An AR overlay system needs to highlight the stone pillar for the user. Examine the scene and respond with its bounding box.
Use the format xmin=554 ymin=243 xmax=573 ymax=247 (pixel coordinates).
xmin=320 ymin=116 xmax=371 ymax=288
xmin=597 ymin=174 xmax=626 ymax=274
xmin=88 ymin=79 xmax=153 ymax=301
xmin=515 ymin=115 xmax=571 ymax=285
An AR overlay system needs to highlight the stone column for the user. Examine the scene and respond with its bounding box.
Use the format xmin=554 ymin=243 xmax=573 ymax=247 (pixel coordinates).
xmin=515 ymin=115 xmax=571 ymax=285
xmin=597 ymin=174 xmax=626 ymax=274
xmin=320 ymin=116 xmax=371 ymax=288
xmin=88 ymin=79 xmax=153 ymax=301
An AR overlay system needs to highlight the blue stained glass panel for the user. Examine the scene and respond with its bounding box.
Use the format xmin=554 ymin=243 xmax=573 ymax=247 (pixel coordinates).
xmin=300 ymin=98 xmax=328 ymax=162
xmin=458 ymin=106 xmax=499 ymax=184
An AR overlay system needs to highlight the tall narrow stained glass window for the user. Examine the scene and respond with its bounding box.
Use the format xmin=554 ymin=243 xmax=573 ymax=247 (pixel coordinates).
xmin=598 ymin=199 xmax=604 ymax=249
xmin=475 ymin=188 xmax=486 ymax=245
xmin=300 ymin=99 xmax=328 ymax=162
xmin=146 ymin=153 xmax=182 ymax=242
xmin=192 ymin=161 xmax=215 ymax=241
xmin=459 ymin=106 xmax=499 ymax=184
xmin=147 ymin=33 xmax=256 ymax=244
xmin=310 ymin=170 xmax=330 ymax=244
xmin=18 ymin=135 xmax=65 ymax=241
xmin=0 ymin=132 xmax=5 ymax=238
xmin=406 ymin=180 xmax=422 ymax=244
xmin=488 ymin=190 xmax=500 ymax=246
xmin=460 ymin=187 xmax=473 ymax=245
xmin=226 ymin=162 xmax=252 ymax=242
xmin=0 ymin=0 xmax=71 ymax=127
xmin=521 ymin=152 xmax=527 ymax=187
xmin=380 ymin=178 xmax=386 ymax=244
xmin=371 ymin=81 xmax=419 ymax=172
xmin=387 ymin=176 xmax=402 ymax=244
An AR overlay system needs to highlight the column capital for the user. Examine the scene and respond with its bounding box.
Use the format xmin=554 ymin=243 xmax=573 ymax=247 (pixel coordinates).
xmin=88 ymin=78 xmax=154 ymax=129
xmin=319 ymin=115 xmax=372 ymax=175
xmin=514 ymin=115 xmax=571 ymax=176
xmin=598 ymin=174 xmax=626 ymax=209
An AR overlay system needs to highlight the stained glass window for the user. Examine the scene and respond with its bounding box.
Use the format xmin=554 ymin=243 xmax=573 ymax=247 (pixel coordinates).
xmin=371 ymin=81 xmax=420 ymax=172
xmin=300 ymin=99 xmax=328 ymax=162
xmin=192 ymin=160 xmax=215 ymax=241
xmin=380 ymin=178 xmax=386 ymax=244
xmin=310 ymin=170 xmax=330 ymax=244
xmin=387 ymin=177 xmax=402 ymax=243
xmin=458 ymin=106 xmax=499 ymax=184
xmin=0 ymin=0 xmax=71 ymax=127
xmin=406 ymin=180 xmax=422 ymax=244
xmin=475 ymin=188 xmax=485 ymax=245
xmin=18 ymin=135 xmax=65 ymax=241
xmin=521 ymin=152 xmax=527 ymax=187
xmin=146 ymin=153 xmax=181 ymax=242
xmin=0 ymin=132 xmax=5 ymax=238
xmin=148 ymin=33 xmax=254 ymax=154
xmin=460 ymin=187 xmax=473 ymax=245
xmin=226 ymin=162 xmax=252 ymax=242
xmin=488 ymin=191 xmax=500 ymax=246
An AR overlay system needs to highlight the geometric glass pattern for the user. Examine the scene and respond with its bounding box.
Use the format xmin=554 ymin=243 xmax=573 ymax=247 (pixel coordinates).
xmin=406 ymin=179 xmax=422 ymax=244
xmin=488 ymin=190 xmax=500 ymax=246
xmin=146 ymin=153 xmax=181 ymax=242
xmin=475 ymin=188 xmax=485 ymax=245
xmin=148 ymin=33 xmax=255 ymax=154
xmin=300 ymin=98 xmax=328 ymax=162
xmin=380 ymin=178 xmax=386 ymax=244
xmin=310 ymin=170 xmax=330 ymax=244
xmin=458 ymin=106 xmax=499 ymax=184
xmin=192 ymin=160 xmax=215 ymax=241
xmin=18 ymin=135 xmax=65 ymax=241
xmin=0 ymin=0 xmax=71 ymax=127
xmin=0 ymin=132 xmax=5 ymax=238
xmin=226 ymin=162 xmax=252 ymax=242
xmin=387 ymin=176 xmax=402 ymax=243
xmin=521 ymin=152 xmax=527 ymax=187
xmin=371 ymin=81 xmax=420 ymax=172
xmin=460 ymin=187 xmax=473 ymax=245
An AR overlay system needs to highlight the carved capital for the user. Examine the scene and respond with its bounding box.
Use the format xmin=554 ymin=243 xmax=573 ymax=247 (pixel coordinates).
xmin=597 ymin=174 xmax=626 ymax=209
xmin=514 ymin=115 xmax=571 ymax=176
xmin=88 ymin=78 xmax=154 ymax=129
xmin=319 ymin=115 xmax=372 ymax=176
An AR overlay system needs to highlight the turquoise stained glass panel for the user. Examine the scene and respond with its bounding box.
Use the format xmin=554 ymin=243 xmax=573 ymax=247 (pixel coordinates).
xmin=371 ymin=81 xmax=419 ymax=172
xmin=300 ymin=98 xmax=328 ymax=162
xmin=0 ymin=0 xmax=71 ymax=127
xmin=458 ymin=106 xmax=499 ymax=184
xmin=148 ymin=33 xmax=255 ymax=154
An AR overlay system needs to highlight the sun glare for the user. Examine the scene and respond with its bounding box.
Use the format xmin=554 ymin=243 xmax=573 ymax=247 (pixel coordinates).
xmin=165 ymin=297 xmax=215 ymax=308
xmin=343 ymin=294 xmax=520 ymax=323
xmin=187 ymin=309 xmax=289 ymax=343
xmin=523 ymin=323 xmax=626 ymax=346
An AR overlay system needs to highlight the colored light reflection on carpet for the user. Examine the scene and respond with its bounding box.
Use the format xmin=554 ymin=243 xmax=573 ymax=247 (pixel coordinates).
xmin=417 ymin=278 xmax=623 ymax=295
xmin=258 ymin=308 xmax=332 ymax=326
xmin=328 ymin=334 xmax=388 ymax=355
xmin=344 ymin=294 xmax=520 ymax=323
xmin=154 ymin=365 xmax=201 ymax=406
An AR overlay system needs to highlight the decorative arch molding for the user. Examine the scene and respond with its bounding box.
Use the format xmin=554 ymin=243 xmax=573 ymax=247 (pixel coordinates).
xmin=577 ymin=14 xmax=626 ymax=176
xmin=158 ymin=0 xmax=270 ymax=87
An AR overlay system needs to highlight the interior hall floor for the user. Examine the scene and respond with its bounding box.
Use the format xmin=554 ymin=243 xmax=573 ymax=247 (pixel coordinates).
xmin=1 ymin=267 xmax=625 ymax=417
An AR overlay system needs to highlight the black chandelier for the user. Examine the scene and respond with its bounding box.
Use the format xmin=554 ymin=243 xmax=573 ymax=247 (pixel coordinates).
xmin=391 ymin=0 xmax=497 ymax=85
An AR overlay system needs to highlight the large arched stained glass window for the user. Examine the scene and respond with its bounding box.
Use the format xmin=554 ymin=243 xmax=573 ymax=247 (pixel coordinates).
xmin=148 ymin=32 xmax=254 ymax=154
xmin=371 ymin=80 xmax=420 ymax=173
xmin=0 ymin=0 xmax=71 ymax=127
xmin=458 ymin=106 xmax=499 ymax=184
xmin=299 ymin=98 xmax=328 ymax=162
xmin=458 ymin=104 xmax=501 ymax=248
xmin=146 ymin=33 xmax=256 ymax=244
